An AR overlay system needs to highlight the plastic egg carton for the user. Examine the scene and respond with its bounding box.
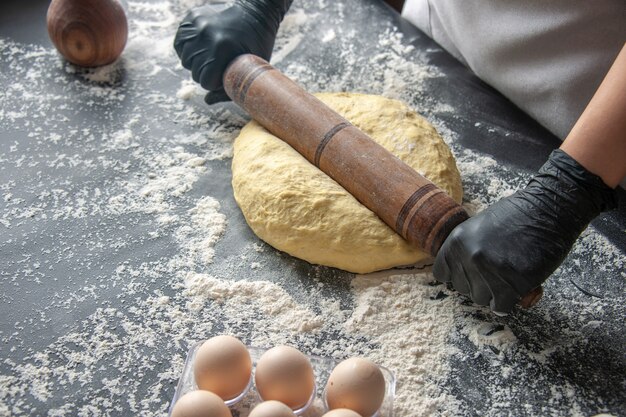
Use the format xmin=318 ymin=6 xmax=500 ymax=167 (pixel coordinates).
xmin=169 ymin=342 xmax=396 ymax=417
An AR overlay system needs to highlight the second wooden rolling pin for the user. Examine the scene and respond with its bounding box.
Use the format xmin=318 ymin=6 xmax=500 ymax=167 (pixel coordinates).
xmin=223 ymin=54 xmax=542 ymax=308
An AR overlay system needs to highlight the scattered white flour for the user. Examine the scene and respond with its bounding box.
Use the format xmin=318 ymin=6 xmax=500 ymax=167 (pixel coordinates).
xmin=345 ymin=273 xmax=462 ymax=415
xmin=175 ymin=197 xmax=227 ymax=266
xmin=271 ymin=33 xmax=305 ymax=65
xmin=182 ymin=273 xmax=325 ymax=335
xmin=271 ymin=8 xmax=311 ymax=65
xmin=0 ymin=0 xmax=624 ymax=416
xmin=176 ymin=79 xmax=201 ymax=100
xmin=280 ymin=26 xmax=436 ymax=103
xmin=321 ymin=29 xmax=336 ymax=43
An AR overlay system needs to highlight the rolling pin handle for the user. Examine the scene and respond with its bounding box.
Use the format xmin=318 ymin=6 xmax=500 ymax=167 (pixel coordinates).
xmin=519 ymin=286 xmax=543 ymax=309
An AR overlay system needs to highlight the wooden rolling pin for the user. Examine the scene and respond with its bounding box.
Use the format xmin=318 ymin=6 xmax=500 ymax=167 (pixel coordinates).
xmin=223 ymin=54 xmax=542 ymax=308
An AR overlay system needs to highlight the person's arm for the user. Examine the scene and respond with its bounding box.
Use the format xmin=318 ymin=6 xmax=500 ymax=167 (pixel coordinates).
xmin=561 ymin=43 xmax=626 ymax=188
xmin=433 ymin=45 xmax=623 ymax=314
xmin=174 ymin=0 xmax=293 ymax=104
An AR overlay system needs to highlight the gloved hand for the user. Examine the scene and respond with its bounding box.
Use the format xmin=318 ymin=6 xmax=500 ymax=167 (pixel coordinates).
xmin=174 ymin=0 xmax=293 ymax=104
xmin=434 ymin=149 xmax=617 ymax=313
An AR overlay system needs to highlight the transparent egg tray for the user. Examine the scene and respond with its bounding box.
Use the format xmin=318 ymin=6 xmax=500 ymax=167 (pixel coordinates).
xmin=168 ymin=342 xmax=396 ymax=417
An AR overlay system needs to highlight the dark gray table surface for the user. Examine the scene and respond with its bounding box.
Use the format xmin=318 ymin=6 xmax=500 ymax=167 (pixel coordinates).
xmin=1 ymin=1 xmax=624 ymax=416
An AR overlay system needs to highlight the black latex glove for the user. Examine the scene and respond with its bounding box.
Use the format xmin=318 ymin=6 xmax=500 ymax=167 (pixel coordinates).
xmin=174 ymin=0 xmax=293 ymax=105
xmin=434 ymin=149 xmax=617 ymax=313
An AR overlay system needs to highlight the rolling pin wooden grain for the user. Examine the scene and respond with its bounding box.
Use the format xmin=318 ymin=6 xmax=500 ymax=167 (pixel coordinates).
xmin=223 ymin=54 xmax=542 ymax=308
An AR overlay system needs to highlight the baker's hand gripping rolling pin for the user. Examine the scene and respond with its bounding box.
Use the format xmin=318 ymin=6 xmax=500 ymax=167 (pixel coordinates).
xmin=174 ymin=0 xmax=552 ymax=314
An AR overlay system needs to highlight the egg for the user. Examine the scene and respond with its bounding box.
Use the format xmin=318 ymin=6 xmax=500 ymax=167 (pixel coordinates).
xmin=248 ymin=400 xmax=296 ymax=417
xmin=254 ymin=345 xmax=316 ymax=409
xmin=322 ymin=409 xmax=363 ymax=417
xmin=325 ymin=358 xmax=385 ymax=417
xmin=194 ymin=335 xmax=252 ymax=401
xmin=171 ymin=390 xmax=232 ymax=417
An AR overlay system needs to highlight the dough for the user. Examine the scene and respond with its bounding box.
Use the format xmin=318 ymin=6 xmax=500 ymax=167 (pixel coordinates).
xmin=232 ymin=93 xmax=463 ymax=274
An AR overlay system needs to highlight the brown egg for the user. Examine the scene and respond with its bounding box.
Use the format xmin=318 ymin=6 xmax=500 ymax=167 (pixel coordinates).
xmin=254 ymin=345 xmax=316 ymax=409
xmin=194 ymin=335 xmax=252 ymax=401
xmin=322 ymin=409 xmax=363 ymax=417
xmin=325 ymin=358 xmax=385 ymax=417
xmin=47 ymin=0 xmax=128 ymax=67
xmin=171 ymin=390 xmax=232 ymax=417
xmin=249 ymin=400 xmax=296 ymax=417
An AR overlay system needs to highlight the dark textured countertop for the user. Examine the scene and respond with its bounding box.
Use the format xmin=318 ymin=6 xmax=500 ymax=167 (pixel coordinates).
xmin=1 ymin=1 xmax=624 ymax=416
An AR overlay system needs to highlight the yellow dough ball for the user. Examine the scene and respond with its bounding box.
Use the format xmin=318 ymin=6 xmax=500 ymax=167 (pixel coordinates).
xmin=232 ymin=93 xmax=463 ymax=273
